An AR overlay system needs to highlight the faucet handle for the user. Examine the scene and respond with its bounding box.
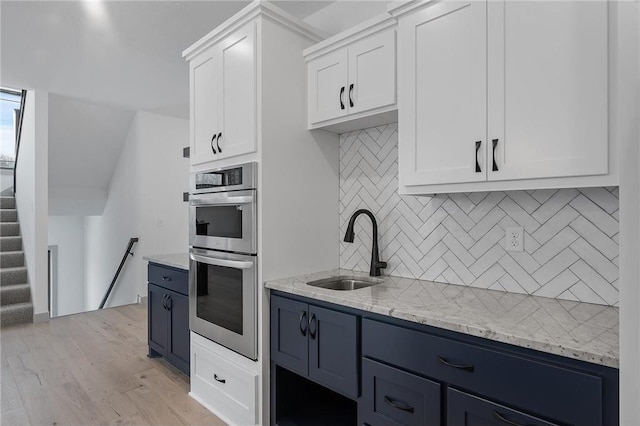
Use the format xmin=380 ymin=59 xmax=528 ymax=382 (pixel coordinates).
xmin=377 ymin=261 xmax=388 ymax=269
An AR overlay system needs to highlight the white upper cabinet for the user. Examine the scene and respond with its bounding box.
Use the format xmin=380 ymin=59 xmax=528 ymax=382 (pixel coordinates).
xmin=348 ymin=29 xmax=397 ymax=115
xmin=398 ymin=1 xmax=487 ymax=186
xmin=187 ymin=22 xmax=256 ymax=166
xmin=308 ymin=49 xmax=349 ymax=124
xmin=191 ymin=46 xmax=221 ymax=166
xmin=487 ymin=1 xmax=608 ymax=181
xmin=390 ymin=0 xmax=614 ymax=194
xmin=218 ymin=22 xmax=257 ymax=161
xmin=305 ymin=15 xmax=397 ymax=133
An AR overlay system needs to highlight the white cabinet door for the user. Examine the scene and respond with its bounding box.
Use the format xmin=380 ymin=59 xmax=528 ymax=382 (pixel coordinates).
xmin=487 ymin=1 xmax=608 ymax=181
xmin=191 ymin=46 xmax=220 ymax=165
xmin=348 ymin=29 xmax=396 ymax=115
xmin=399 ymin=1 xmax=487 ymax=187
xmin=308 ymin=49 xmax=349 ymax=124
xmin=217 ymin=22 xmax=257 ymax=160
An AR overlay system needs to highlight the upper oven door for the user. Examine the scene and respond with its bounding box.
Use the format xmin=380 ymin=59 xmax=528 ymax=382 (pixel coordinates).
xmin=189 ymin=190 xmax=257 ymax=254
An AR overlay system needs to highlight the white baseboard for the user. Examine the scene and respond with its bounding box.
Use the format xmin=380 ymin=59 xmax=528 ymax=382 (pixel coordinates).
xmin=33 ymin=312 xmax=50 ymax=323
xmin=137 ymin=295 xmax=148 ymax=305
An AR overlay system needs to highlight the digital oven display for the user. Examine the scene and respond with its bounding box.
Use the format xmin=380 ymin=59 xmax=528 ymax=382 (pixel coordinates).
xmin=196 ymin=167 xmax=242 ymax=190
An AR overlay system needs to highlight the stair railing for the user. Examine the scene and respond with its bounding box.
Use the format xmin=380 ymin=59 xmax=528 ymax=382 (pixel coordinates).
xmin=99 ymin=237 xmax=140 ymax=309
xmin=13 ymin=89 xmax=27 ymax=194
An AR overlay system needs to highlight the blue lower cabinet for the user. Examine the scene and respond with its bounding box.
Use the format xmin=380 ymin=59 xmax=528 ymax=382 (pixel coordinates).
xmin=270 ymin=295 xmax=359 ymax=399
xmin=148 ymin=264 xmax=190 ymax=375
xmin=360 ymin=358 xmax=441 ymax=426
xmin=269 ymin=292 xmax=619 ymax=426
xmin=362 ymin=319 xmax=605 ymax=426
xmin=447 ymin=388 xmax=558 ymax=426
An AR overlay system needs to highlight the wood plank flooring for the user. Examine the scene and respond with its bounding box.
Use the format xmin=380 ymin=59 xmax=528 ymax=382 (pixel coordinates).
xmin=1 ymin=304 xmax=226 ymax=426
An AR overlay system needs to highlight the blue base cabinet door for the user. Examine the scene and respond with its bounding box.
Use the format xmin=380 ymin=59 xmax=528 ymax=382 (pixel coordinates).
xmin=308 ymin=305 xmax=358 ymax=399
xmin=447 ymin=388 xmax=558 ymax=426
xmin=271 ymin=296 xmax=309 ymax=377
xmin=148 ymin=284 xmax=169 ymax=355
xmin=166 ymin=289 xmax=190 ymax=374
xmin=360 ymin=358 xmax=441 ymax=426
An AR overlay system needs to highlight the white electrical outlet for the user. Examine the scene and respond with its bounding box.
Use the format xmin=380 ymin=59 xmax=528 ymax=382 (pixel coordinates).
xmin=505 ymin=226 xmax=524 ymax=252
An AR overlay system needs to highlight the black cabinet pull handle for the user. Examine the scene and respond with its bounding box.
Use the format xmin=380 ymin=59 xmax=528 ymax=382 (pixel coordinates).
xmin=216 ymin=132 xmax=222 ymax=153
xmin=437 ymin=356 xmax=474 ymax=372
xmin=339 ymin=86 xmax=345 ymax=110
xmin=165 ymin=295 xmax=171 ymax=311
xmin=162 ymin=294 xmax=168 ymax=310
xmin=384 ymin=396 xmax=415 ymax=413
xmin=349 ymin=83 xmax=354 ymax=107
xmin=214 ymin=374 xmax=226 ymax=384
xmin=210 ymin=133 xmax=218 ymax=154
xmin=308 ymin=313 xmax=317 ymax=339
xmin=162 ymin=276 xmax=172 ymax=281
xmin=493 ymin=410 xmax=525 ymax=426
xmin=475 ymin=141 xmax=482 ymax=173
xmin=299 ymin=311 xmax=307 ymax=336
xmin=492 ymin=138 xmax=499 ymax=171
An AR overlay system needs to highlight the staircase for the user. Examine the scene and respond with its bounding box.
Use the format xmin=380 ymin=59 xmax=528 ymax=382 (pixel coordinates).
xmin=0 ymin=195 xmax=33 ymax=326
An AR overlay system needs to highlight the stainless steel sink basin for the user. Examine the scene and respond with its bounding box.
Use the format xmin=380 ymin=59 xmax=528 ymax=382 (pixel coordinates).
xmin=306 ymin=275 xmax=382 ymax=291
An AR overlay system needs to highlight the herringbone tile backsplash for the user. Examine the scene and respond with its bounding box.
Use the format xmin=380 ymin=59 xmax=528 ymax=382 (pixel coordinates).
xmin=339 ymin=123 xmax=619 ymax=306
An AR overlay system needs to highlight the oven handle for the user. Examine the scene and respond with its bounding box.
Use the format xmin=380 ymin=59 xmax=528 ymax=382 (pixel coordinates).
xmin=190 ymin=253 xmax=254 ymax=269
xmin=189 ymin=193 xmax=254 ymax=206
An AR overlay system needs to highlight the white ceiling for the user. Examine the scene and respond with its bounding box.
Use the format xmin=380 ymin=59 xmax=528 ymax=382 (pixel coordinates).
xmin=0 ymin=0 xmax=333 ymax=119
xmin=1 ymin=0 xmax=334 ymax=213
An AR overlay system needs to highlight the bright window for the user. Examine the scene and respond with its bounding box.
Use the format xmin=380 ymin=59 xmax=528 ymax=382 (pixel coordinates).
xmin=0 ymin=88 xmax=22 ymax=169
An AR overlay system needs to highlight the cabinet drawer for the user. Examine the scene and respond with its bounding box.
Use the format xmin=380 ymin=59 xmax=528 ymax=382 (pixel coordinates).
xmin=191 ymin=341 xmax=258 ymax=425
xmin=360 ymin=358 xmax=440 ymax=426
xmin=148 ymin=263 xmax=188 ymax=295
xmin=448 ymin=388 xmax=557 ymax=426
xmin=362 ymin=319 xmax=603 ymax=426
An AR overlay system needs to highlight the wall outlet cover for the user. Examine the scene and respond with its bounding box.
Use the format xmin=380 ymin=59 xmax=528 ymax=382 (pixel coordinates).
xmin=505 ymin=226 xmax=524 ymax=252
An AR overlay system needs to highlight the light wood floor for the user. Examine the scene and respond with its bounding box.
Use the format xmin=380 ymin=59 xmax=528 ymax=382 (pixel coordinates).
xmin=1 ymin=304 xmax=226 ymax=426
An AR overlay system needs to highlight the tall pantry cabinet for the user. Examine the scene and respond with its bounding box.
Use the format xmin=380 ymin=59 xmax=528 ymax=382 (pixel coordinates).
xmin=183 ymin=3 xmax=339 ymax=425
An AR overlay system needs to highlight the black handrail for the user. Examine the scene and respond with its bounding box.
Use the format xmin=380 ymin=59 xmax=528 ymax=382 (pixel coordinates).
xmin=99 ymin=237 xmax=140 ymax=309
xmin=13 ymin=90 xmax=27 ymax=194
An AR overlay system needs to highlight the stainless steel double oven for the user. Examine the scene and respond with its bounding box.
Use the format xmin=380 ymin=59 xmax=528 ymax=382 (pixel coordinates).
xmin=189 ymin=162 xmax=257 ymax=360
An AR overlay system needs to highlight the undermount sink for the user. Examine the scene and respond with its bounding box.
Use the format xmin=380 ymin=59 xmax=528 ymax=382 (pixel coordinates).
xmin=306 ymin=275 xmax=382 ymax=291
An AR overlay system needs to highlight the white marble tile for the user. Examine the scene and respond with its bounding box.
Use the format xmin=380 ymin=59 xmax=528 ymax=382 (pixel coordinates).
xmin=570 ymin=194 xmax=619 ymax=237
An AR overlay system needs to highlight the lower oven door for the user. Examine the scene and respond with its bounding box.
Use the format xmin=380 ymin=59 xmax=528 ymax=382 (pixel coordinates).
xmin=189 ymin=248 xmax=257 ymax=360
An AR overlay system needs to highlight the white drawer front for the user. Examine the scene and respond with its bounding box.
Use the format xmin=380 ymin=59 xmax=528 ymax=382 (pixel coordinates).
xmin=191 ymin=341 xmax=258 ymax=425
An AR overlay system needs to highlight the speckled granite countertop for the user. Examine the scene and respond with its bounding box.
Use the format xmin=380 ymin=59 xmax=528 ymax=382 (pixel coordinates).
xmin=143 ymin=253 xmax=189 ymax=271
xmin=265 ymin=269 xmax=619 ymax=368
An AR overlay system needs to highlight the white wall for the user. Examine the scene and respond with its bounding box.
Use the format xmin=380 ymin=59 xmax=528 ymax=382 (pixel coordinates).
xmin=49 ymin=185 xmax=107 ymax=216
xmin=84 ymin=111 xmax=188 ymax=310
xmin=303 ymin=1 xmax=392 ymax=36
xmin=619 ymin=1 xmax=640 ymax=423
xmin=15 ymin=90 xmax=49 ymax=319
xmin=47 ymin=216 xmax=86 ymax=316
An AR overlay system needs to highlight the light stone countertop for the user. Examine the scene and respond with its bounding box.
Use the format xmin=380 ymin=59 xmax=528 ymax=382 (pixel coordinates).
xmin=265 ymin=269 xmax=619 ymax=368
xmin=143 ymin=253 xmax=189 ymax=271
